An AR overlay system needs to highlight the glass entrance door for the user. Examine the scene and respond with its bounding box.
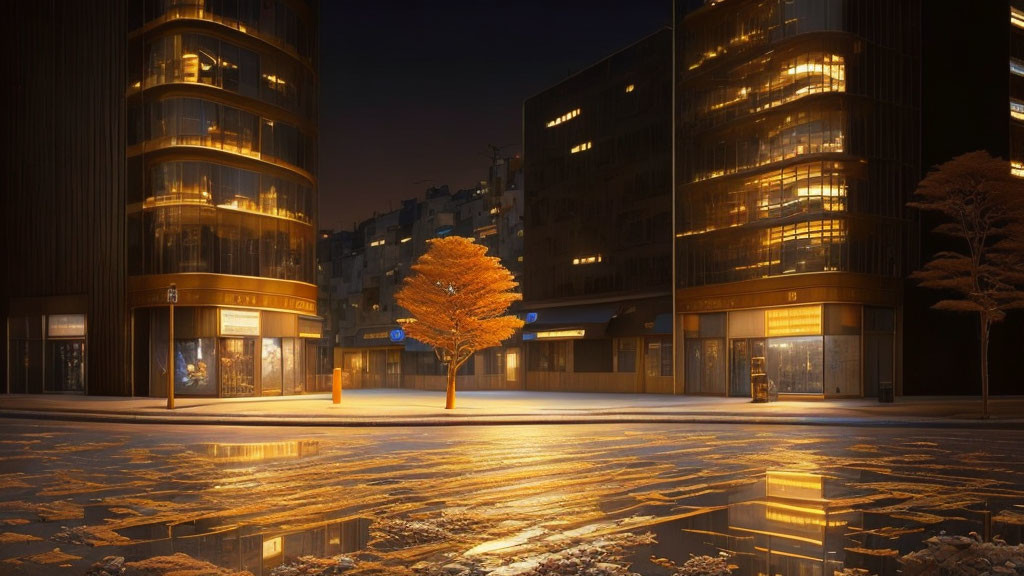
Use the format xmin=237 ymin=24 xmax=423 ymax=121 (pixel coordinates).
xmin=46 ymin=340 xmax=85 ymax=393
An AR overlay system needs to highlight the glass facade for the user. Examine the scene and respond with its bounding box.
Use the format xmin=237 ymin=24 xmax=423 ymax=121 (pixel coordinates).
xmin=130 ymin=32 xmax=315 ymax=118
xmin=675 ymin=0 xmax=918 ymax=397
xmin=128 ymin=0 xmax=321 ymax=399
xmin=128 ymin=0 xmax=317 ymax=64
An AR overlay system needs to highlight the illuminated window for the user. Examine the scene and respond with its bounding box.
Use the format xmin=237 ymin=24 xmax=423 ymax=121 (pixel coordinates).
xmin=1011 ymin=59 xmax=1024 ymax=77
xmin=570 ymin=141 xmax=592 ymax=154
xmin=625 ymin=84 xmax=635 ymax=93
xmin=1012 ymin=160 xmax=1024 ymax=178
xmin=369 ymin=238 xmax=385 ymax=247
xmin=1013 ymin=7 xmax=1024 ymax=29
xmin=400 ymin=237 xmax=411 ymax=243
xmin=572 ymin=254 xmax=602 ymax=265
xmin=1012 ymin=100 xmax=1024 ymax=121
xmin=546 ymin=108 xmax=581 ymax=128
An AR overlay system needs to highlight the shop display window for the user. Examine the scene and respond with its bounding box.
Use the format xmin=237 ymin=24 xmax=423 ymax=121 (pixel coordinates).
xmin=174 ymin=338 xmax=217 ymax=395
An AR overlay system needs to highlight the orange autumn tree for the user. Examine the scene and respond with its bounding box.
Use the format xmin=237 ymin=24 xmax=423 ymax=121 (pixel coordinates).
xmin=395 ymin=236 xmax=523 ymax=409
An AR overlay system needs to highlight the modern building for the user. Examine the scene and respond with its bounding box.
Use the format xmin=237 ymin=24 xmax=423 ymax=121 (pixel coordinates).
xmin=674 ymin=0 xmax=921 ymax=398
xmin=520 ymin=29 xmax=674 ymax=394
xmin=2 ymin=0 xmax=325 ymax=397
xmin=522 ymin=29 xmax=674 ymax=394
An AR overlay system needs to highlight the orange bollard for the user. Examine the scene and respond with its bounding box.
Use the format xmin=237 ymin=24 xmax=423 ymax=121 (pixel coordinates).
xmin=332 ymin=368 xmax=342 ymax=404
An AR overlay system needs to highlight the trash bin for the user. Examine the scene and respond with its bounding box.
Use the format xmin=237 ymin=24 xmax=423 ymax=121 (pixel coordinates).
xmin=878 ymin=380 xmax=894 ymax=403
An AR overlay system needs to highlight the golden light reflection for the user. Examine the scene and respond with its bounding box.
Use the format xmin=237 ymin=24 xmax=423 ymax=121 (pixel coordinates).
xmin=201 ymin=440 xmax=319 ymax=462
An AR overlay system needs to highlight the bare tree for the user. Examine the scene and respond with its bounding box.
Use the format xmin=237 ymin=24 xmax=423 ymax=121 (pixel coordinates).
xmin=396 ymin=236 xmax=523 ymax=409
xmin=909 ymin=151 xmax=1024 ymax=417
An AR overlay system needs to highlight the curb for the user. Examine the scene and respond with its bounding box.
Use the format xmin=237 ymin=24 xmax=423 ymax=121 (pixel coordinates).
xmin=3 ymin=409 xmax=1024 ymax=429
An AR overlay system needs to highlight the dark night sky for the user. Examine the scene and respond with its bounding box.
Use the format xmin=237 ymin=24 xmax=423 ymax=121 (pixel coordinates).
xmin=318 ymin=1 xmax=671 ymax=230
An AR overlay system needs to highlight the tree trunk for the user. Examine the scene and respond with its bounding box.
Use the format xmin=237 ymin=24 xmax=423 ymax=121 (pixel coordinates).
xmin=980 ymin=312 xmax=990 ymax=419
xmin=446 ymin=361 xmax=457 ymax=410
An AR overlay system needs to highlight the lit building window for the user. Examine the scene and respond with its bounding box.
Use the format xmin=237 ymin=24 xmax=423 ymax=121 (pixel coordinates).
xmin=1012 ymin=6 xmax=1024 ymax=29
xmin=400 ymin=237 xmax=412 ymax=243
xmin=572 ymin=254 xmax=602 ymax=265
xmin=546 ymin=108 xmax=581 ymax=128
xmin=1012 ymin=100 xmax=1024 ymax=121
xmin=625 ymin=84 xmax=635 ymax=93
xmin=1012 ymin=160 xmax=1024 ymax=178
xmin=1010 ymin=59 xmax=1024 ymax=77
xmin=570 ymin=141 xmax=592 ymax=154
xmin=369 ymin=238 xmax=385 ymax=247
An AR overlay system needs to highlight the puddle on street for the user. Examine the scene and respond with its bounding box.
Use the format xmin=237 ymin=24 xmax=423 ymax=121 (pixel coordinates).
xmin=1 ymin=424 xmax=1023 ymax=575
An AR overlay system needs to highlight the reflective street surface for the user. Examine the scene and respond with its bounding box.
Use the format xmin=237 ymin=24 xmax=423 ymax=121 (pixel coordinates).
xmin=1 ymin=420 xmax=1022 ymax=575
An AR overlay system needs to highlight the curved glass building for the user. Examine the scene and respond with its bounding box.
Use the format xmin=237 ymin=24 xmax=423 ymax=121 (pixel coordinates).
xmin=675 ymin=0 xmax=920 ymax=398
xmin=125 ymin=0 xmax=321 ymax=397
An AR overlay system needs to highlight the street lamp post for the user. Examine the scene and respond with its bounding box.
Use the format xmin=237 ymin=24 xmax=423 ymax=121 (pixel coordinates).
xmin=167 ymin=283 xmax=177 ymax=410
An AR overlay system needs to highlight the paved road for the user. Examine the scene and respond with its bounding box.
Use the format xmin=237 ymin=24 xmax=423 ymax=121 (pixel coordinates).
xmin=1 ymin=419 xmax=1022 ymax=575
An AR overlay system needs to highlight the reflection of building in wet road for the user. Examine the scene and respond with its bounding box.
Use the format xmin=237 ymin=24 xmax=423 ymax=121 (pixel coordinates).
xmin=1 ymin=422 xmax=1022 ymax=575
xmin=657 ymin=471 xmax=861 ymax=575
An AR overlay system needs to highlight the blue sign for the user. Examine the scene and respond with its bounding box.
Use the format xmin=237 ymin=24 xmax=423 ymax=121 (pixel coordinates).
xmin=389 ymin=329 xmax=406 ymax=342
xmin=522 ymin=332 xmax=537 ymax=341
xmin=524 ymin=312 xmax=538 ymax=324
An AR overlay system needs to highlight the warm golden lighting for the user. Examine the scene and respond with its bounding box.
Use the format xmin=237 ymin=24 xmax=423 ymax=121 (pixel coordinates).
xmin=1012 ymin=6 xmax=1024 ymax=29
xmin=625 ymin=84 xmax=635 ymax=93
xmin=546 ymin=108 xmax=580 ymax=128
xmin=570 ymin=141 xmax=592 ymax=154
xmin=572 ymin=254 xmax=602 ymax=265
xmin=765 ymin=306 xmax=823 ymax=337
xmin=535 ymin=329 xmax=586 ymax=339
xmin=1012 ymin=160 xmax=1024 ymax=178
xmin=369 ymin=238 xmax=385 ymax=247
xmin=505 ymin=351 xmax=519 ymax=381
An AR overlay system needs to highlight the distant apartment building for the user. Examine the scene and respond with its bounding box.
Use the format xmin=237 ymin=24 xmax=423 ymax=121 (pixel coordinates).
xmin=317 ymin=159 xmax=525 ymax=390
xmin=674 ymin=0 xmax=920 ymax=399
xmin=522 ymin=29 xmax=674 ymax=394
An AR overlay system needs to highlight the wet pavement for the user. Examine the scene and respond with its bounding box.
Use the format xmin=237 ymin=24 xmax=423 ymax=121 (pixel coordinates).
xmin=1 ymin=419 xmax=1022 ymax=575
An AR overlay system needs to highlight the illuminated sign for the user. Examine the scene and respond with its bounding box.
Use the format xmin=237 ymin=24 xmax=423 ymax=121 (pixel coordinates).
xmin=219 ymin=309 xmax=260 ymax=336
xmin=534 ymin=329 xmax=586 ymax=339
xmin=48 ymin=314 xmax=86 ymax=338
xmin=765 ymin=305 xmax=822 ymax=337
xmin=389 ymin=329 xmax=405 ymax=342
xmin=362 ymin=331 xmax=389 ymax=340
xmin=524 ymin=312 xmax=537 ymax=323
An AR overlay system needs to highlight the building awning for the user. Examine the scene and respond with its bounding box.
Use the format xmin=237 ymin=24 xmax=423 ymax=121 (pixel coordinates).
xmin=606 ymin=296 xmax=673 ymax=337
xmin=521 ymin=304 xmax=619 ymax=340
xmin=403 ymin=337 xmax=435 ymax=353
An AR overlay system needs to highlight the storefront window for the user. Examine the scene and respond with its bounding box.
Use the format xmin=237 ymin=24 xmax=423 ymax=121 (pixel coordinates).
xmin=262 ymin=337 xmax=283 ymax=395
xmin=173 ymin=338 xmax=216 ymax=395
xmin=221 ymin=338 xmax=255 ymax=396
xmin=766 ymin=336 xmax=823 ymax=394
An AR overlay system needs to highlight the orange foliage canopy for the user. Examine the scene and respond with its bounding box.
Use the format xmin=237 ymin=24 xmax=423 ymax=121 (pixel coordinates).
xmin=395 ymin=236 xmax=523 ymax=371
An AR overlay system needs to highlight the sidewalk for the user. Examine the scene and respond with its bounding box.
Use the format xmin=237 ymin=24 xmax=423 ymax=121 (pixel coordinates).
xmin=1 ymin=389 xmax=1023 ymax=428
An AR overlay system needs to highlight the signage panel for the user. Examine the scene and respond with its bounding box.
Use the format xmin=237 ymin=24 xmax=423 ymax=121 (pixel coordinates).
xmin=219 ymin=309 xmax=260 ymax=336
xmin=48 ymin=314 xmax=86 ymax=338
